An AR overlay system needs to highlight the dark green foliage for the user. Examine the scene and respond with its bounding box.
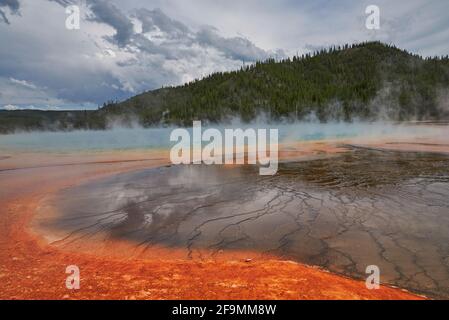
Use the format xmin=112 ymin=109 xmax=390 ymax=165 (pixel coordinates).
xmin=1 ymin=42 xmax=449 ymax=133
xmin=0 ymin=110 xmax=106 ymax=134
xmin=104 ymin=41 xmax=449 ymax=125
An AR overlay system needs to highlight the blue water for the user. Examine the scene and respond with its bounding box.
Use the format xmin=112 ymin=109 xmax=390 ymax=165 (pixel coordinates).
xmin=0 ymin=122 xmax=411 ymax=152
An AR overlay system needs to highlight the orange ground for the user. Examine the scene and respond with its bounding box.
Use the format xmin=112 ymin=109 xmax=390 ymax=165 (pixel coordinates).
xmin=0 ymin=144 xmax=426 ymax=300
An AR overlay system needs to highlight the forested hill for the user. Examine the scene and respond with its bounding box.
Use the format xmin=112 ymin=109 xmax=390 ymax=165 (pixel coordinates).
xmin=1 ymin=42 xmax=449 ymax=133
xmin=103 ymin=42 xmax=449 ymax=125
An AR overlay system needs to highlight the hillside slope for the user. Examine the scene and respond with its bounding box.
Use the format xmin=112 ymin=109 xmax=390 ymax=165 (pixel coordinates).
xmin=1 ymin=42 xmax=449 ymax=133
xmin=105 ymin=42 xmax=449 ymax=125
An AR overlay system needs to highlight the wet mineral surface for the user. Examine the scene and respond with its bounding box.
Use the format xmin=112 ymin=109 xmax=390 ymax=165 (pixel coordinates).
xmin=46 ymin=148 xmax=449 ymax=298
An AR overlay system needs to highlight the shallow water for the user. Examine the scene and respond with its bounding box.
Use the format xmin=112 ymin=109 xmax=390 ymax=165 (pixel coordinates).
xmin=0 ymin=122 xmax=433 ymax=151
xmin=45 ymin=147 xmax=449 ymax=298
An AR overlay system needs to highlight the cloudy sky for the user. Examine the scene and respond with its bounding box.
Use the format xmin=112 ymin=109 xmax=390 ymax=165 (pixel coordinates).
xmin=1 ymin=0 xmax=448 ymax=110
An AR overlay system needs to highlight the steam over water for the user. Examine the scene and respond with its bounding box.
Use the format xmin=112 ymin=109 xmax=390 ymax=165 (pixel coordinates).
xmin=3 ymin=122 xmax=449 ymax=298
xmin=45 ymin=148 xmax=449 ymax=298
xmin=0 ymin=122 xmax=439 ymax=151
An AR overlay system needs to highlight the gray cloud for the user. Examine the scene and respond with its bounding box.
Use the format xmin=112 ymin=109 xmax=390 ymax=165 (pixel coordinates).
xmin=196 ymin=25 xmax=270 ymax=61
xmin=0 ymin=0 xmax=19 ymax=11
xmin=1 ymin=0 xmax=266 ymax=109
xmin=48 ymin=0 xmax=73 ymax=5
xmin=133 ymin=8 xmax=272 ymax=62
xmin=0 ymin=11 xmax=8 ymax=24
xmin=0 ymin=0 xmax=20 ymax=24
xmin=135 ymin=8 xmax=189 ymax=39
xmin=85 ymin=2 xmax=271 ymax=62
xmin=2 ymin=0 xmax=447 ymax=110
xmin=88 ymin=0 xmax=134 ymax=47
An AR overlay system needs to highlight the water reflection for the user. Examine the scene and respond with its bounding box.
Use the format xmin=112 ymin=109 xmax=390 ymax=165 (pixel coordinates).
xmin=46 ymin=148 xmax=449 ymax=298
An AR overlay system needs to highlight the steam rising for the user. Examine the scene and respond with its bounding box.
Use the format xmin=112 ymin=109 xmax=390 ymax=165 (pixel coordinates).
xmin=0 ymin=120 xmax=446 ymax=152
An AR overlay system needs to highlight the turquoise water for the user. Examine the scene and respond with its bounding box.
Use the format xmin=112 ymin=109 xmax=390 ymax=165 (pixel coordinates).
xmin=0 ymin=122 xmax=414 ymax=152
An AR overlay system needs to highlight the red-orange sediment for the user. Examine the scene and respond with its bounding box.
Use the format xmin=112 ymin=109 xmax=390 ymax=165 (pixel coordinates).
xmin=0 ymin=143 xmax=428 ymax=300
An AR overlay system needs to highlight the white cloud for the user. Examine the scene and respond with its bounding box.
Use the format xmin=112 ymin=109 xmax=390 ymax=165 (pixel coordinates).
xmin=0 ymin=0 xmax=448 ymax=110
xmin=1 ymin=103 xmax=64 ymax=111
xmin=9 ymin=77 xmax=38 ymax=89
xmin=0 ymin=0 xmax=274 ymax=109
xmin=3 ymin=104 xmax=19 ymax=110
xmin=0 ymin=0 xmax=20 ymax=24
